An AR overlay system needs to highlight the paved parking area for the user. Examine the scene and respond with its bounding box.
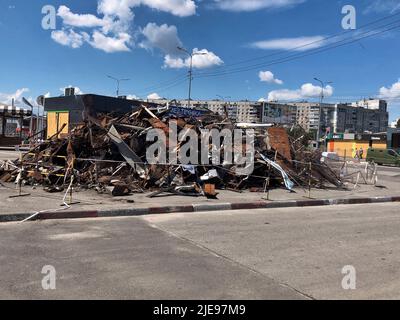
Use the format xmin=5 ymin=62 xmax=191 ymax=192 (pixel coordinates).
xmin=1 ymin=202 xmax=400 ymax=299
xmin=0 ymin=150 xmax=21 ymax=161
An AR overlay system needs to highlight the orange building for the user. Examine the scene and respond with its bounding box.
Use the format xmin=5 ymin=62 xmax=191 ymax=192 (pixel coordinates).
xmin=327 ymin=133 xmax=387 ymax=159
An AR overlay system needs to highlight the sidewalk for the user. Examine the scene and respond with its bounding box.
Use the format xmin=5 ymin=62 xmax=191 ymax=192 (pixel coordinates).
xmin=1 ymin=176 xmax=399 ymax=222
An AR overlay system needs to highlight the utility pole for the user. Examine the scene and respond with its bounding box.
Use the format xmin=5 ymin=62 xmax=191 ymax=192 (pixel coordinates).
xmin=313 ymin=78 xmax=333 ymax=149
xmin=177 ymin=47 xmax=207 ymax=108
xmin=107 ymin=75 xmax=130 ymax=97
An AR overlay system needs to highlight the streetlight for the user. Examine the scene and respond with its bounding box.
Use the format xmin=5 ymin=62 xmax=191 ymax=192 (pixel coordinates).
xmin=313 ymin=77 xmax=333 ymax=149
xmin=177 ymin=47 xmax=207 ymax=108
xmin=107 ymin=75 xmax=130 ymax=97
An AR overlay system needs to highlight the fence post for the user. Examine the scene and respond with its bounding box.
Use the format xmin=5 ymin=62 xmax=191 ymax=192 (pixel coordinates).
xmin=308 ymin=162 xmax=312 ymax=199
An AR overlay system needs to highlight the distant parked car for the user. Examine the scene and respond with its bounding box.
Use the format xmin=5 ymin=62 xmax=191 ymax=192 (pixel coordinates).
xmin=321 ymin=152 xmax=340 ymax=163
xmin=366 ymin=148 xmax=400 ymax=167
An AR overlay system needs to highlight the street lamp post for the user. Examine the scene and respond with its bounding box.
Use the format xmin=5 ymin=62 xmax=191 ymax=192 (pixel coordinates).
xmin=107 ymin=75 xmax=130 ymax=97
xmin=177 ymin=47 xmax=207 ymax=108
xmin=313 ymin=78 xmax=333 ymax=149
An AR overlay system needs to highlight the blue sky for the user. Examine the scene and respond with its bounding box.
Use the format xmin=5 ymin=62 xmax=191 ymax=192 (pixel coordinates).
xmin=0 ymin=0 xmax=400 ymax=121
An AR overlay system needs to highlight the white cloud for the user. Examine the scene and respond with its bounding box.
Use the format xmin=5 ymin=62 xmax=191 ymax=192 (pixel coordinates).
xmin=51 ymin=2 xmax=197 ymax=56
xmin=147 ymin=93 xmax=162 ymax=99
xmin=0 ymin=88 xmax=29 ymax=105
xmin=259 ymin=71 xmax=283 ymax=85
xmin=98 ymin=0 xmax=196 ymax=19
xmin=379 ymin=79 xmax=400 ymax=99
xmin=364 ymin=0 xmax=400 ymax=14
xmin=50 ymin=2 xmax=221 ymax=69
xmin=140 ymin=23 xmax=223 ymax=69
xmin=58 ymin=5 xmax=107 ymax=28
xmin=213 ymin=0 xmax=305 ymax=11
xmin=89 ymin=31 xmax=131 ymax=53
xmin=127 ymin=94 xmax=140 ymax=100
xmin=51 ymin=29 xmax=88 ymax=49
xmin=140 ymin=23 xmax=182 ymax=55
xmin=51 ymin=27 xmax=130 ymax=53
xmin=251 ymin=36 xmax=326 ymax=51
xmin=164 ymin=48 xmax=224 ymax=69
xmin=267 ymin=83 xmax=333 ymax=101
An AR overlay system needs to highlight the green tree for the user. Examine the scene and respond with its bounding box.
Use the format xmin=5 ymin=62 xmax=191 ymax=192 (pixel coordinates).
xmin=397 ymin=119 xmax=400 ymax=128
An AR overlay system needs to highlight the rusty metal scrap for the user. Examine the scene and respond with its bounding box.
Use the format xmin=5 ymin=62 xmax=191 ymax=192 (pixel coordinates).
xmin=0 ymin=105 xmax=344 ymax=198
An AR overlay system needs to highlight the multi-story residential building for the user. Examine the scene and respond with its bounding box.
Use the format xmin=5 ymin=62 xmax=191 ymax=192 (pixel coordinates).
xmin=260 ymin=102 xmax=297 ymax=125
xmin=146 ymin=98 xmax=389 ymax=135
xmin=291 ymin=102 xmax=331 ymax=133
xmin=333 ymin=102 xmax=388 ymax=134
xmin=292 ymin=100 xmax=388 ymax=136
xmin=147 ymin=99 xmax=263 ymax=123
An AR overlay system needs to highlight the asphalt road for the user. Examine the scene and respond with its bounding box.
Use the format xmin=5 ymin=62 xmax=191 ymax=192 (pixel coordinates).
xmin=1 ymin=202 xmax=400 ymax=300
xmin=0 ymin=150 xmax=21 ymax=161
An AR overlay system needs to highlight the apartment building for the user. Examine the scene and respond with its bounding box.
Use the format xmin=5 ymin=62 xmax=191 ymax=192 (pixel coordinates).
xmin=190 ymin=100 xmax=263 ymax=123
xmin=333 ymin=102 xmax=388 ymax=134
xmin=261 ymin=102 xmax=297 ymax=125
xmin=291 ymin=102 xmax=331 ymax=132
xmin=292 ymin=100 xmax=388 ymax=135
xmin=148 ymin=99 xmax=263 ymax=123
xmin=146 ymin=98 xmax=389 ymax=135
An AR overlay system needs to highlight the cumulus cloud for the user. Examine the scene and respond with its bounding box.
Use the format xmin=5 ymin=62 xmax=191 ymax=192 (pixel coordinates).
xmin=140 ymin=23 xmax=182 ymax=55
xmin=267 ymin=83 xmax=333 ymax=101
xmin=379 ymin=79 xmax=400 ymax=99
xmin=259 ymin=71 xmax=283 ymax=85
xmin=51 ymin=29 xmax=88 ymax=49
xmin=89 ymin=31 xmax=131 ymax=53
xmin=0 ymin=88 xmax=30 ymax=105
xmin=98 ymin=0 xmax=196 ymax=19
xmin=213 ymin=0 xmax=305 ymax=12
xmin=164 ymin=48 xmax=224 ymax=69
xmin=51 ymin=1 xmax=196 ymax=53
xmin=127 ymin=94 xmax=140 ymax=100
xmin=251 ymin=36 xmax=327 ymax=51
xmin=139 ymin=23 xmax=223 ymax=69
xmin=147 ymin=93 xmax=162 ymax=99
xmin=57 ymin=5 xmax=107 ymax=28
xmin=50 ymin=2 xmax=223 ymax=69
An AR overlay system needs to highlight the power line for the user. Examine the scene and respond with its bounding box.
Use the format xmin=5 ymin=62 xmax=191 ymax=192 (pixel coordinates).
xmin=138 ymin=77 xmax=189 ymax=98
xmin=132 ymin=12 xmax=400 ymax=99
xmin=136 ymin=73 xmax=188 ymax=93
xmin=197 ymin=11 xmax=400 ymax=74
xmin=196 ymin=22 xmax=400 ymax=78
xmin=193 ymin=21 xmax=400 ymax=79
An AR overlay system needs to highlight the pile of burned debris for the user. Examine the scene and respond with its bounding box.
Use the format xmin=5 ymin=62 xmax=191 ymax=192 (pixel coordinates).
xmin=0 ymin=105 xmax=343 ymax=198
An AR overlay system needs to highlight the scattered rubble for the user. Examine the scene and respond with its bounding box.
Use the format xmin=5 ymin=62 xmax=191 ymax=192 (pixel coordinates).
xmin=0 ymin=104 xmax=344 ymax=198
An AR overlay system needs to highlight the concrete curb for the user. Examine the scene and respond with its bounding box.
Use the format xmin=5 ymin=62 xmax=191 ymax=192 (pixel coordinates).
xmin=1 ymin=195 xmax=400 ymax=223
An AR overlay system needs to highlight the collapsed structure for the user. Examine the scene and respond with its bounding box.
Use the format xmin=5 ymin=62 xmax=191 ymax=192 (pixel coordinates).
xmin=0 ymin=102 xmax=344 ymax=198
